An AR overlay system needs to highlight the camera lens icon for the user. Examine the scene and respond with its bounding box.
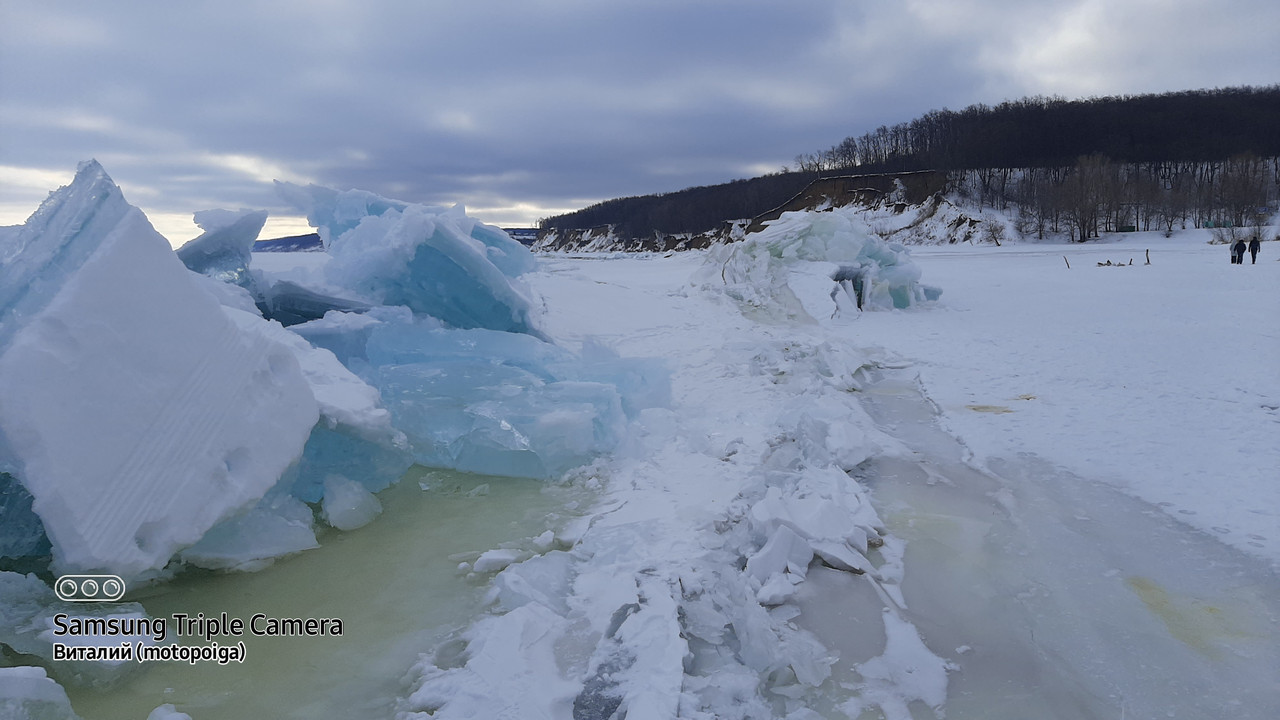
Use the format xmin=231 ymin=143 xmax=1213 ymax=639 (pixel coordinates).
xmin=54 ymin=575 xmax=126 ymax=602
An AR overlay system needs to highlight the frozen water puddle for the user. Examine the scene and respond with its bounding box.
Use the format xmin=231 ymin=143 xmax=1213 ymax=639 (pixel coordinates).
xmin=60 ymin=468 xmax=587 ymax=720
xmin=833 ymin=370 xmax=1280 ymax=720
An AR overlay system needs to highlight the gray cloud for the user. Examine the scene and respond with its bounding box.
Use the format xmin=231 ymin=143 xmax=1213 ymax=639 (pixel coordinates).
xmin=3 ymin=0 xmax=1277 ymax=241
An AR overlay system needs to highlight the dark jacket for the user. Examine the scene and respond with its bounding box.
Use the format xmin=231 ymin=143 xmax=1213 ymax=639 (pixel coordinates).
xmin=1249 ymin=238 xmax=1261 ymax=252
xmin=1233 ymin=240 xmax=1247 ymax=254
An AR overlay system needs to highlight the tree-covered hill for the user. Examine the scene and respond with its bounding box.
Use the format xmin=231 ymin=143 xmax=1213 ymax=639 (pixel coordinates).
xmin=539 ymin=86 xmax=1280 ymax=246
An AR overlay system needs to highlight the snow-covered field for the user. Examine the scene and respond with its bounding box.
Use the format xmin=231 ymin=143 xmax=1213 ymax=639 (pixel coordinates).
xmin=853 ymin=233 xmax=1280 ymax=564
xmin=4 ymin=169 xmax=1278 ymax=720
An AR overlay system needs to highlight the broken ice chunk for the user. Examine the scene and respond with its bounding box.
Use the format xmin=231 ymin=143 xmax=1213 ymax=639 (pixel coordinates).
xmin=299 ymin=312 xmax=664 ymax=479
xmin=0 ymin=571 xmax=153 ymax=686
xmin=377 ymin=361 xmax=628 ymax=479
xmin=0 ymin=160 xmax=133 ymax=350
xmin=0 ymin=162 xmax=319 ymax=581
xmin=146 ymin=704 xmax=193 ymax=720
xmin=468 ymin=220 xmax=537 ymax=277
xmin=327 ymin=206 xmax=538 ymax=333
xmin=277 ymin=181 xmax=539 ymax=333
xmin=288 ymin=306 xmax=415 ymax=367
xmin=750 ymin=483 xmax=871 ymax=553
xmin=487 ymin=550 xmax=572 ymax=614
xmin=745 ymin=523 xmax=813 ymax=583
xmin=223 ymin=306 xmax=412 ymax=502
xmin=0 ymin=472 xmax=50 ymax=559
xmin=175 ymin=208 xmax=267 ymax=287
xmin=180 ymin=493 xmax=319 ymax=572
xmin=253 ymin=279 xmax=372 ymax=327
xmin=273 ymin=181 xmax=412 ymax=246
xmin=471 ymin=548 xmax=524 ymax=574
xmin=285 ymin=423 xmax=414 ymax=503
xmin=321 ymin=475 xmax=383 ymax=531
xmin=810 ymin=539 xmax=873 ymax=574
xmin=756 ymin=572 xmax=798 ymax=606
xmin=0 ymin=666 xmax=80 ymax=720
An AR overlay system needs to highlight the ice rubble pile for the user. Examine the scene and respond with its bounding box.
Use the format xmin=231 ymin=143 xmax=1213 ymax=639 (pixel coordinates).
xmin=401 ymin=335 xmax=949 ymax=719
xmin=274 ymin=183 xmax=669 ymax=480
xmin=703 ymin=206 xmax=941 ymax=319
xmin=0 ymin=161 xmax=667 ymax=592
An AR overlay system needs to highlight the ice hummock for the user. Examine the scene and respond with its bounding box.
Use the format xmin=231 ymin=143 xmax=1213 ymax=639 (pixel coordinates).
xmin=702 ymin=206 xmax=940 ymax=319
xmin=0 ymin=161 xmax=320 ymax=582
xmin=267 ymin=182 xmax=657 ymax=479
xmin=276 ymin=181 xmax=539 ymax=334
xmin=0 ymin=163 xmax=663 ymax=585
xmin=270 ymin=185 xmax=669 ymax=479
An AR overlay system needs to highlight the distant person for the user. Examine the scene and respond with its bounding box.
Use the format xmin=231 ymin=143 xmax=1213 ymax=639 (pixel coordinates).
xmin=1232 ymin=238 xmax=1247 ymax=264
xmin=1248 ymin=236 xmax=1261 ymax=264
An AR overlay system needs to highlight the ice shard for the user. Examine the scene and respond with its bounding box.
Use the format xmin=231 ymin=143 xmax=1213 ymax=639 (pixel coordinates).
xmin=174 ymin=208 xmax=267 ymax=287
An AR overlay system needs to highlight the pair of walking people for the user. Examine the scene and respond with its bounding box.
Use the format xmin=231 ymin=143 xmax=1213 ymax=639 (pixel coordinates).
xmin=1231 ymin=237 xmax=1261 ymax=264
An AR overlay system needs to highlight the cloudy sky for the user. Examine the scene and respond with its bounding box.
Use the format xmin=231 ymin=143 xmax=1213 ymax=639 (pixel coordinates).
xmin=2 ymin=1 xmax=1277 ymax=244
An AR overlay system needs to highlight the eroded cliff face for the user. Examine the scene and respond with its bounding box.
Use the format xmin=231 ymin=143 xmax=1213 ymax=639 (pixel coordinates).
xmin=531 ymin=225 xmax=731 ymax=253
xmin=741 ymin=170 xmax=949 ymax=233
xmin=531 ymin=170 xmax=995 ymax=252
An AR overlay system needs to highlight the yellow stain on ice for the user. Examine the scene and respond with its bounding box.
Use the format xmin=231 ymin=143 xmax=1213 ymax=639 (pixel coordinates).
xmin=1125 ymin=576 xmax=1246 ymax=660
xmin=966 ymin=404 xmax=1013 ymax=414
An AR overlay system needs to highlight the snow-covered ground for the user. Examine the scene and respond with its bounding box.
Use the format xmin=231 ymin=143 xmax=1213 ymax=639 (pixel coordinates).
xmin=852 ymin=232 xmax=1280 ymax=564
